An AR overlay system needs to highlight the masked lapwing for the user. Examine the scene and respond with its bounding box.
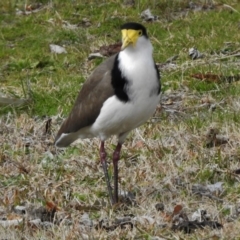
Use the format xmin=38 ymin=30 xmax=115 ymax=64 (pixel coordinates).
xmin=55 ymin=22 xmax=161 ymax=205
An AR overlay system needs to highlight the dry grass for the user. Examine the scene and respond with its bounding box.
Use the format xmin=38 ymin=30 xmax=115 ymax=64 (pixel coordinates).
xmin=2 ymin=89 xmax=240 ymax=239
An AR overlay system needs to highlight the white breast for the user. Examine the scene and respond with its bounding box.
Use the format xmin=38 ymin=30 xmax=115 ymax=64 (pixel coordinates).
xmin=89 ymin=37 xmax=160 ymax=142
xmin=118 ymin=39 xmax=158 ymax=101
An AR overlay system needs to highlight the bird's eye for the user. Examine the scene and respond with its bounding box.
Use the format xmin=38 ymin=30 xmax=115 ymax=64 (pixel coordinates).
xmin=138 ymin=30 xmax=142 ymax=36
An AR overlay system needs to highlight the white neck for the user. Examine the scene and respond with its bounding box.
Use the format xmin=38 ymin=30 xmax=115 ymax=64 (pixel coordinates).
xmin=121 ymin=36 xmax=153 ymax=58
xmin=117 ymin=36 xmax=158 ymax=101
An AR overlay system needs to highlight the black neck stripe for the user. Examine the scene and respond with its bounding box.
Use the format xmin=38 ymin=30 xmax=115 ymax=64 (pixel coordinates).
xmin=111 ymin=54 xmax=129 ymax=102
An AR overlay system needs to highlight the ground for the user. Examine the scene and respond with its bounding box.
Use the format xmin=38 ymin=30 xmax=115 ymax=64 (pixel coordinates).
xmin=1 ymin=0 xmax=240 ymax=239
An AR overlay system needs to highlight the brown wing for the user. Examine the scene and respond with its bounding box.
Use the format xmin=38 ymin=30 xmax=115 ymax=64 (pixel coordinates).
xmin=55 ymin=54 xmax=116 ymax=144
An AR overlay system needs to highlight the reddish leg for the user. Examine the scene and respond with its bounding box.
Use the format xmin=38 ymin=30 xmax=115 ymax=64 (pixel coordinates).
xmin=112 ymin=143 xmax=122 ymax=204
xmin=100 ymin=141 xmax=114 ymax=205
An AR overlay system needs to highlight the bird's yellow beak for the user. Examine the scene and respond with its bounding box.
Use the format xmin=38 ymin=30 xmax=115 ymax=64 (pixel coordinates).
xmin=121 ymin=29 xmax=139 ymax=51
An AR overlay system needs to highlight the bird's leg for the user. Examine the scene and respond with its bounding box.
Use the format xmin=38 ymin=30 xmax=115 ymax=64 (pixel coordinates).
xmin=99 ymin=141 xmax=114 ymax=205
xmin=112 ymin=143 xmax=122 ymax=204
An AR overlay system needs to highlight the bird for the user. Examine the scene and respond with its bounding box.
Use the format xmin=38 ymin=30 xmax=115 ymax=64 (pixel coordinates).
xmin=55 ymin=22 xmax=161 ymax=205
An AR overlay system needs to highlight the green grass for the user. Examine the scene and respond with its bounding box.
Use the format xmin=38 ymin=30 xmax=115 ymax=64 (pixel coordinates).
xmin=1 ymin=1 xmax=239 ymax=116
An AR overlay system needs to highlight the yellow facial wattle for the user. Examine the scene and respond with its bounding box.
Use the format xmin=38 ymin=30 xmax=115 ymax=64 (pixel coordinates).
xmin=121 ymin=29 xmax=141 ymax=50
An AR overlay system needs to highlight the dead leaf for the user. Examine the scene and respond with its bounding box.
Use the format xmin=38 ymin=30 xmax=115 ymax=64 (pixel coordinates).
xmin=46 ymin=201 xmax=60 ymax=211
xmin=191 ymin=73 xmax=222 ymax=83
xmin=18 ymin=164 xmax=29 ymax=174
xmin=134 ymin=140 xmax=145 ymax=148
xmin=16 ymin=3 xmax=45 ymax=15
xmin=25 ymin=3 xmax=42 ymax=11
xmin=191 ymin=73 xmax=240 ymax=83
xmin=44 ymin=118 xmax=52 ymax=135
xmin=173 ymin=205 xmax=183 ymax=215
xmin=99 ymin=42 xmax=121 ymax=57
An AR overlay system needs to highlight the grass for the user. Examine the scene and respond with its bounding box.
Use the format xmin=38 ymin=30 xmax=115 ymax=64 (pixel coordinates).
xmin=1 ymin=0 xmax=240 ymax=239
